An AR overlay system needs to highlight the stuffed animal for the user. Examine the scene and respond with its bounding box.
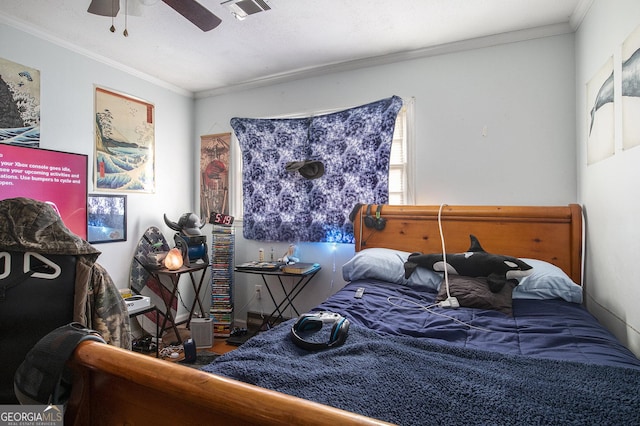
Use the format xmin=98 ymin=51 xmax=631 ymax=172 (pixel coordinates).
xmin=403 ymin=235 xmax=533 ymax=293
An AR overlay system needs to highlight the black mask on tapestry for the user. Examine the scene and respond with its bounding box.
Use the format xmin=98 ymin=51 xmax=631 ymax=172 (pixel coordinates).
xmin=231 ymin=95 xmax=403 ymax=243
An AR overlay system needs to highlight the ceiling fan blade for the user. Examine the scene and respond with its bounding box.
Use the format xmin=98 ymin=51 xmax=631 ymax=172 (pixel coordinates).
xmin=87 ymin=0 xmax=120 ymax=17
xmin=161 ymin=0 xmax=222 ymax=31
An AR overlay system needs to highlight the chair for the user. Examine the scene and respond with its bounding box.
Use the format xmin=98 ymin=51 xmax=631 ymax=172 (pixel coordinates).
xmin=0 ymin=251 xmax=77 ymax=403
xmin=0 ymin=197 xmax=130 ymax=403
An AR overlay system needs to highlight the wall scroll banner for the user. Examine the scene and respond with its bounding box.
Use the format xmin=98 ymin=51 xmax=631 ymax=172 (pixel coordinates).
xmin=94 ymin=87 xmax=155 ymax=193
xmin=200 ymin=133 xmax=231 ymax=221
xmin=233 ymin=95 xmax=403 ymax=243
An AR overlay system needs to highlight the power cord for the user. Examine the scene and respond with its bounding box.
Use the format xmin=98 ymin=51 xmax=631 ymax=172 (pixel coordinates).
xmin=177 ymin=288 xmax=190 ymax=312
xmin=437 ymin=203 xmax=459 ymax=309
xmin=236 ymin=290 xmax=258 ymax=313
xmin=326 ymin=242 xmax=337 ymax=299
xmin=387 ymin=296 xmax=490 ymax=332
xmin=360 ymin=228 xmax=378 ymax=248
xmin=159 ymin=344 xmax=183 ymax=359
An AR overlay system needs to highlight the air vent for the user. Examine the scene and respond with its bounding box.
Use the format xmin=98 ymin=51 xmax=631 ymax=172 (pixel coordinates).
xmin=222 ymin=0 xmax=271 ymax=20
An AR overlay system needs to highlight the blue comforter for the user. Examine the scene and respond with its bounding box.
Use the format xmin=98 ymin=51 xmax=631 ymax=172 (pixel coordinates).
xmin=319 ymin=280 xmax=640 ymax=368
xmin=203 ymin=280 xmax=640 ymax=425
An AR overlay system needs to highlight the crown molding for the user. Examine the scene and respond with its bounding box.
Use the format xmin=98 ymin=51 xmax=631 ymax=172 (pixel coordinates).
xmin=196 ymin=22 xmax=574 ymax=99
xmin=570 ymin=0 xmax=594 ymax=30
xmin=0 ymin=12 xmax=193 ymax=97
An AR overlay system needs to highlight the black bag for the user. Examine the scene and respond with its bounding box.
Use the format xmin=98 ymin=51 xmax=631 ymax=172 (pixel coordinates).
xmin=14 ymin=322 xmax=105 ymax=405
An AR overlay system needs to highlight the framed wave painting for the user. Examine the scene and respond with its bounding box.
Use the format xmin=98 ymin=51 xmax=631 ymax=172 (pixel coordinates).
xmin=94 ymin=86 xmax=155 ymax=193
xmin=0 ymin=57 xmax=40 ymax=146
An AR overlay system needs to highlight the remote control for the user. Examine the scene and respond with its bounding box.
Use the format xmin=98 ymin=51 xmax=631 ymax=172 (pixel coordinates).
xmin=354 ymin=287 xmax=365 ymax=298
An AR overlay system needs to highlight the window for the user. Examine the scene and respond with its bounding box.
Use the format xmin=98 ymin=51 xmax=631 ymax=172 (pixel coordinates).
xmin=389 ymin=100 xmax=413 ymax=205
xmin=230 ymin=97 xmax=414 ymax=219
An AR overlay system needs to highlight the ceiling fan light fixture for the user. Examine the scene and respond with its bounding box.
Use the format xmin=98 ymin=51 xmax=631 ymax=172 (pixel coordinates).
xmin=222 ymin=0 xmax=270 ymax=21
xmin=87 ymin=0 xmax=120 ymax=17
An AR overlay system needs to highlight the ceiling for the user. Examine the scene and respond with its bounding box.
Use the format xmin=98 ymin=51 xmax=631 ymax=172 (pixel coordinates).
xmin=0 ymin=0 xmax=590 ymax=96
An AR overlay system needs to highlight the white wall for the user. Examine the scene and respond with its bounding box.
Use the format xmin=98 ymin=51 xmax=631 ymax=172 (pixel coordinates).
xmin=196 ymin=34 xmax=577 ymax=326
xmin=2 ymin=20 xmax=588 ymax=343
xmin=0 ymin=23 xmax=197 ymax=296
xmin=576 ymin=0 xmax=640 ymax=355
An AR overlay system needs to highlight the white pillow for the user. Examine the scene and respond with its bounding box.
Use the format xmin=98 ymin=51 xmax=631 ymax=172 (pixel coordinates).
xmin=513 ymin=258 xmax=582 ymax=303
xmin=342 ymin=248 xmax=442 ymax=290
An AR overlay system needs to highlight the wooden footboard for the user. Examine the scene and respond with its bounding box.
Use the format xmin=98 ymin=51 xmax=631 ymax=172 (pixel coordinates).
xmin=65 ymin=341 xmax=392 ymax=425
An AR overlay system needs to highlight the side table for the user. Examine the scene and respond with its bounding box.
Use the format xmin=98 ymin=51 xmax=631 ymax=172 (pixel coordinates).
xmin=134 ymin=260 xmax=208 ymax=344
xmin=235 ymin=264 xmax=321 ymax=330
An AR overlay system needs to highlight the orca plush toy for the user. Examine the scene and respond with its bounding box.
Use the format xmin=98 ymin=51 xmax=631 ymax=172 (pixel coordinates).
xmin=403 ymin=235 xmax=533 ymax=293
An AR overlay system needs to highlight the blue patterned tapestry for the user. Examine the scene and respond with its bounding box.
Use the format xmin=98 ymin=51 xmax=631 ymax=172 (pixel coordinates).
xmin=232 ymin=95 xmax=402 ymax=243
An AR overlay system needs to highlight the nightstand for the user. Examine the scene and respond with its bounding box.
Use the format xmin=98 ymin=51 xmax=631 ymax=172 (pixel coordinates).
xmin=134 ymin=261 xmax=209 ymax=344
xmin=235 ymin=263 xmax=321 ymax=330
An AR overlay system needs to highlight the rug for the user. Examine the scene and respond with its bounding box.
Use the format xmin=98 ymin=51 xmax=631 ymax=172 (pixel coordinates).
xmin=186 ymin=351 xmax=219 ymax=369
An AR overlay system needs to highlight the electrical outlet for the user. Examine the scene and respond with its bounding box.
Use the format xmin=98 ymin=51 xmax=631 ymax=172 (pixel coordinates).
xmin=255 ymin=284 xmax=262 ymax=299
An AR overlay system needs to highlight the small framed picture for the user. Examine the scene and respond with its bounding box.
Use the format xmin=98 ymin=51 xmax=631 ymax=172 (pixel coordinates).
xmin=87 ymin=194 xmax=127 ymax=244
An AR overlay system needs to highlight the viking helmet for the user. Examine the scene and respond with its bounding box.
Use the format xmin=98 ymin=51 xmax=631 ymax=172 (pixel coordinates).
xmin=163 ymin=213 xmax=206 ymax=236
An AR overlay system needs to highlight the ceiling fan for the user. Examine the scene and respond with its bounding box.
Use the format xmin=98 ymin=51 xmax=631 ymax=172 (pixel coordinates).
xmin=87 ymin=0 xmax=222 ymax=32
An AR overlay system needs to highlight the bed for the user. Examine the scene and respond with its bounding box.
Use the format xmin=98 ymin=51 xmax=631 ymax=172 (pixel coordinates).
xmin=64 ymin=204 xmax=640 ymax=425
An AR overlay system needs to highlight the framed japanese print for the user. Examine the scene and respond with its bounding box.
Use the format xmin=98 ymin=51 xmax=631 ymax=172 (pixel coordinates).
xmin=94 ymin=87 xmax=155 ymax=192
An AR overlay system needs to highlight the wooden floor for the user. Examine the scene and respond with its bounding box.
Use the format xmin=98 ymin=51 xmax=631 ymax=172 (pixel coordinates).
xmin=209 ymin=338 xmax=237 ymax=355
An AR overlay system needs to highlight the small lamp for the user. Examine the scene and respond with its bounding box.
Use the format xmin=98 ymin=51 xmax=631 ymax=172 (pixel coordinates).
xmin=164 ymin=248 xmax=183 ymax=270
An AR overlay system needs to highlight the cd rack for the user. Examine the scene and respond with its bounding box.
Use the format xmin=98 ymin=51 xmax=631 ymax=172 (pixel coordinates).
xmin=210 ymin=225 xmax=234 ymax=338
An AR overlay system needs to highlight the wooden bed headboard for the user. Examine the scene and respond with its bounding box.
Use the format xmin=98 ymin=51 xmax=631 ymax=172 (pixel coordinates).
xmin=352 ymin=204 xmax=583 ymax=285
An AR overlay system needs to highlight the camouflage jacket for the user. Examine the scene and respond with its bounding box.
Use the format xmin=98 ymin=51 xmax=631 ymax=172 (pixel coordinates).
xmin=0 ymin=197 xmax=131 ymax=349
